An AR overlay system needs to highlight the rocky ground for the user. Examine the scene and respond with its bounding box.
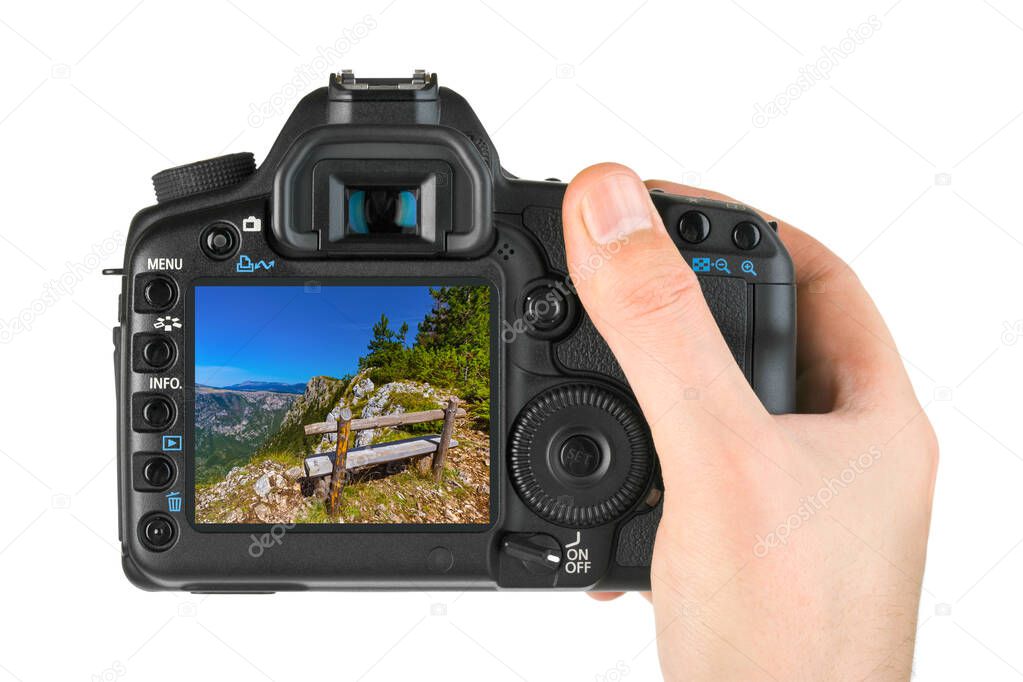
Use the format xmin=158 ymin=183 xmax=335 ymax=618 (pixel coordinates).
xmin=195 ymin=420 xmax=490 ymax=525
xmin=195 ymin=460 xmax=313 ymax=524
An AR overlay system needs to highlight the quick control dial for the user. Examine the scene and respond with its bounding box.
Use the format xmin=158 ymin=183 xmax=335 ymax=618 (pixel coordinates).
xmin=509 ymin=384 xmax=654 ymax=527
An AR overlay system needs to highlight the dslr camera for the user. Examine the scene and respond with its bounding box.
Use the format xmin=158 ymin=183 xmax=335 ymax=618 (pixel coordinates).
xmin=111 ymin=71 xmax=796 ymax=591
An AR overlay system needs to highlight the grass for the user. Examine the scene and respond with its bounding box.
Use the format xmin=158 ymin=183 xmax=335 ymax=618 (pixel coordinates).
xmin=252 ymin=450 xmax=305 ymax=468
xmin=293 ymin=464 xmax=468 ymax=524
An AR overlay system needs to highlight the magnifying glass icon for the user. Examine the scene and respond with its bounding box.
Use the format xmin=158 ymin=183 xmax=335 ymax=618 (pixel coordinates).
xmin=714 ymin=258 xmax=731 ymax=274
xmin=741 ymin=260 xmax=757 ymax=276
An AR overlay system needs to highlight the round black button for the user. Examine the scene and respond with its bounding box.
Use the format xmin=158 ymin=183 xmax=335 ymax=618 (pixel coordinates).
xmin=524 ymin=286 xmax=567 ymax=331
xmin=142 ymin=397 xmax=174 ymax=430
xmin=732 ymin=221 xmax=761 ymax=250
xmin=143 ymin=277 xmax=176 ymax=309
xmin=139 ymin=514 xmax=176 ymax=551
xmin=143 ymin=457 xmax=174 ymax=488
xmin=201 ymin=223 xmax=239 ymax=260
xmin=558 ymin=435 xmax=602 ymax=477
xmin=678 ymin=211 xmax=711 ymax=243
xmin=142 ymin=337 xmax=174 ymax=369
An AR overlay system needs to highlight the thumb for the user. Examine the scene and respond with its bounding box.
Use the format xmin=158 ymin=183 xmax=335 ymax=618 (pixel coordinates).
xmin=561 ymin=163 xmax=767 ymax=466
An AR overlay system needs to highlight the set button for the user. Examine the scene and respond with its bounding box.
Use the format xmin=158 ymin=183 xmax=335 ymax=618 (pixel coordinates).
xmin=558 ymin=435 xmax=603 ymax=478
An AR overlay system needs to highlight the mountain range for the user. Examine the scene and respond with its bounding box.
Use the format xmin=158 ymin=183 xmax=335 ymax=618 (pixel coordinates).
xmin=194 ymin=377 xmax=346 ymax=485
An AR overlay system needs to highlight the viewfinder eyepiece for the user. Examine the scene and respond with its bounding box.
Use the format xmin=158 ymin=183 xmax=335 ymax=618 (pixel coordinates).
xmin=346 ymin=186 xmax=419 ymax=235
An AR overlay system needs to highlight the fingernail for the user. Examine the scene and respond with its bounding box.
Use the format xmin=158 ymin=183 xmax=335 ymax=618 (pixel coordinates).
xmin=580 ymin=173 xmax=654 ymax=244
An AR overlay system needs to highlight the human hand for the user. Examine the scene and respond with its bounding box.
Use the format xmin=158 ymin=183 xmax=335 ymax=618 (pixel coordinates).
xmin=561 ymin=164 xmax=938 ymax=681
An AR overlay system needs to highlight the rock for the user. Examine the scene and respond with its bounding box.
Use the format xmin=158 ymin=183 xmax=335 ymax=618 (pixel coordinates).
xmin=254 ymin=474 xmax=271 ymax=498
xmin=225 ymin=509 xmax=244 ymax=523
xmin=253 ymin=503 xmax=272 ymax=522
xmin=352 ymin=377 xmax=375 ymax=399
xmin=284 ymin=466 xmax=303 ymax=481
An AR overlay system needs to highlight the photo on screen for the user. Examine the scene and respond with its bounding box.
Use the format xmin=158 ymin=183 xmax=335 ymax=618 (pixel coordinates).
xmin=193 ymin=284 xmax=491 ymax=525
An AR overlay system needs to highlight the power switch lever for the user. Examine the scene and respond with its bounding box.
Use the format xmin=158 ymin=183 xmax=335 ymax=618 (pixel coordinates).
xmin=501 ymin=534 xmax=563 ymax=574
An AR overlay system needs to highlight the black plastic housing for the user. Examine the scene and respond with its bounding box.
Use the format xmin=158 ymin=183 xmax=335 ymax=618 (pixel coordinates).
xmin=112 ymin=72 xmax=796 ymax=592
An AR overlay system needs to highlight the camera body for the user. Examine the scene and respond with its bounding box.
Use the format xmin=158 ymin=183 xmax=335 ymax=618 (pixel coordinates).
xmin=112 ymin=71 xmax=796 ymax=591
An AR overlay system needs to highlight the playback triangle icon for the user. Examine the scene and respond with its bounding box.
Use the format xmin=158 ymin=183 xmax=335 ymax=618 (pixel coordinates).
xmin=161 ymin=435 xmax=182 ymax=451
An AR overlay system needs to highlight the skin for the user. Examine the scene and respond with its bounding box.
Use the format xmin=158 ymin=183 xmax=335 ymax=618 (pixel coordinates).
xmin=561 ymin=163 xmax=938 ymax=681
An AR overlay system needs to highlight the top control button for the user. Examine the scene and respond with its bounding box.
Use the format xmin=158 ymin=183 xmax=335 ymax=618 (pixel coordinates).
xmin=201 ymin=222 xmax=240 ymax=260
xmin=678 ymin=210 xmax=711 ymax=243
xmin=142 ymin=276 xmax=176 ymax=310
xmin=732 ymin=221 xmax=761 ymax=250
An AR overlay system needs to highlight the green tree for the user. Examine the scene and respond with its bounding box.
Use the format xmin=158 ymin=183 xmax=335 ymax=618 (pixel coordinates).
xmin=360 ymin=314 xmax=407 ymax=374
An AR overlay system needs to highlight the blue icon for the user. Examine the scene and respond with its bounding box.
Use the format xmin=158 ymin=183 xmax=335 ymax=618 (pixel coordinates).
xmin=236 ymin=254 xmax=276 ymax=273
xmin=692 ymin=257 xmax=711 ymax=273
xmin=714 ymin=258 xmax=731 ymax=274
xmin=162 ymin=435 xmax=182 ymax=451
xmin=741 ymin=260 xmax=757 ymax=276
xmin=166 ymin=491 xmax=182 ymax=513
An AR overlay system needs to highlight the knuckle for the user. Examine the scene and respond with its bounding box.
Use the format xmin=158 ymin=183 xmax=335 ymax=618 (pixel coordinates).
xmin=605 ymin=260 xmax=703 ymax=327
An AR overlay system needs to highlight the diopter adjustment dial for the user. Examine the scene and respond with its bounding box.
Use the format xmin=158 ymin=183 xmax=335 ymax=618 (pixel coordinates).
xmin=509 ymin=384 xmax=654 ymax=528
xmin=152 ymin=152 xmax=256 ymax=203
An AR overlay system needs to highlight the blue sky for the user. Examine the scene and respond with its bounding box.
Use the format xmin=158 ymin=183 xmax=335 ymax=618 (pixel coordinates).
xmin=194 ymin=285 xmax=436 ymax=387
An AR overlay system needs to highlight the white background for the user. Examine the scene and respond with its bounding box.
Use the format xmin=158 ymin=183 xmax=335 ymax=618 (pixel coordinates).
xmin=1 ymin=1 xmax=1021 ymax=680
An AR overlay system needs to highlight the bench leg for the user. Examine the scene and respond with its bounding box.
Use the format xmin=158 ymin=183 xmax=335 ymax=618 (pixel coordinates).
xmin=431 ymin=397 xmax=459 ymax=483
xmin=327 ymin=410 xmax=352 ymax=516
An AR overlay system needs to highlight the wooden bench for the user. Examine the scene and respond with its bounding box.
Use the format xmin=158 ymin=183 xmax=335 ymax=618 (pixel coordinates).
xmin=303 ymin=435 xmax=459 ymax=477
xmin=302 ymin=397 xmax=464 ymax=516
